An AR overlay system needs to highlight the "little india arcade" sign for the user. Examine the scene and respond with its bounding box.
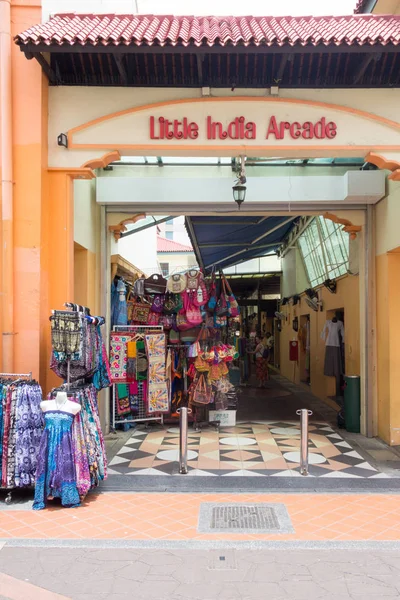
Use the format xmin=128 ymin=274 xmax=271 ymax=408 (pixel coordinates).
xmin=149 ymin=115 xmax=338 ymax=141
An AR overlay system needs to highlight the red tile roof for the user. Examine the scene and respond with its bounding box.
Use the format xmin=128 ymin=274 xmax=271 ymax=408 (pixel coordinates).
xmin=15 ymin=13 xmax=400 ymax=48
xmin=157 ymin=237 xmax=193 ymax=253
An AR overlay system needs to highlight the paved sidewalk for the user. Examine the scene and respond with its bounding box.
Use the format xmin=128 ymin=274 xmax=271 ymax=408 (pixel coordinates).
xmin=1 ymin=493 xmax=400 ymax=544
xmin=1 ymin=546 xmax=400 ymax=599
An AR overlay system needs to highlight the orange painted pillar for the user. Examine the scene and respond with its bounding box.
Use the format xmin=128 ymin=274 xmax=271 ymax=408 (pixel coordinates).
xmin=43 ymin=168 xmax=94 ymax=393
xmin=9 ymin=0 xmax=46 ymax=379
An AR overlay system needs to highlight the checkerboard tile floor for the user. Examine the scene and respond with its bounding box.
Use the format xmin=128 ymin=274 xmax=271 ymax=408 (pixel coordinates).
xmin=108 ymin=421 xmax=390 ymax=478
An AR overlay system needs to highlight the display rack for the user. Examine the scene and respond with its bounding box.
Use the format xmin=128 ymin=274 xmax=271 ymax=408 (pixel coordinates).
xmin=111 ymin=325 xmax=164 ymax=430
xmin=0 ymin=372 xmax=34 ymax=504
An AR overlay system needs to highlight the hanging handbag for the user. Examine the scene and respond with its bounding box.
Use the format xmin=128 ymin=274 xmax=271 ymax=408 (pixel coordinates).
xmin=216 ymin=276 xmax=230 ymax=317
xmin=207 ymin=267 xmax=217 ymax=313
xmin=193 ymin=277 xmax=209 ymax=308
xmin=151 ymin=294 xmax=165 ymax=314
xmin=144 ymin=273 xmax=167 ymax=294
xmin=147 ymin=311 xmax=161 ymax=326
xmin=186 ymin=269 xmax=201 ymax=291
xmin=180 ymin=327 xmax=201 ymax=343
xmin=169 ymin=329 xmax=180 ymax=344
xmin=164 ymin=293 xmax=182 ymax=315
xmin=133 ymin=277 xmax=145 ymax=297
xmin=184 ymin=291 xmax=202 ymax=326
xmin=222 ymin=273 xmax=240 ymax=317
xmin=159 ymin=315 xmax=173 ymax=330
xmin=131 ymin=301 xmax=150 ymax=323
xmin=192 ymin=373 xmax=212 ymax=405
xmin=166 ymin=273 xmax=186 ymax=294
xmin=176 ymin=311 xmax=192 ymax=331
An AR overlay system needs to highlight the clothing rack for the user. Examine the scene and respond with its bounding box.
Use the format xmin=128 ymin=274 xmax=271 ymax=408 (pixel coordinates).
xmin=0 ymin=372 xmax=39 ymax=503
xmin=111 ymin=325 xmax=164 ymax=430
xmin=0 ymin=372 xmax=32 ymax=380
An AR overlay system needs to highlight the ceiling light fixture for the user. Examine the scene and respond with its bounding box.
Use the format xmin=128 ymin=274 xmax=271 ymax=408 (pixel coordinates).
xmin=232 ymin=155 xmax=247 ymax=209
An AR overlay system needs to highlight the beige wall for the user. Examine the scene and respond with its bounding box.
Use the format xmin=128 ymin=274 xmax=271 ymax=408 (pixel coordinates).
xmin=375 ymin=176 xmax=400 ymax=444
xmin=48 ymin=87 xmax=400 ymax=168
xmin=279 ymin=275 xmax=360 ymax=404
xmin=73 ymin=179 xmax=101 ymax=314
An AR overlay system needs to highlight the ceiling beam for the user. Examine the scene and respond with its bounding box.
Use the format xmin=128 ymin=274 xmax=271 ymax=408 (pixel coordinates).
xmin=274 ymin=53 xmax=293 ymax=83
xmin=25 ymin=51 xmax=60 ymax=84
xmin=119 ymin=215 xmax=174 ymax=238
xmin=353 ymin=52 xmax=382 ymax=84
xmin=204 ymin=218 xmax=294 ymax=269
xmin=114 ymin=55 xmax=128 ymax=85
xmin=196 ymin=54 xmax=205 ymax=85
xmin=18 ymin=43 xmax=397 ymax=56
xmin=198 ymin=242 xmax=277 ymax=248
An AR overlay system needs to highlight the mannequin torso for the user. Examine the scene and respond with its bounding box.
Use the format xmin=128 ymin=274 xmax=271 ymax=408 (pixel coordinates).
xmin=40 ymin=392 xmax=81 ymax=416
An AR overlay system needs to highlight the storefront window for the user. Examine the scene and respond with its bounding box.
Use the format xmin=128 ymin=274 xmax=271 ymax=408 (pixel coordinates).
xmin=298 ymin=217 xmax=349 ymax=287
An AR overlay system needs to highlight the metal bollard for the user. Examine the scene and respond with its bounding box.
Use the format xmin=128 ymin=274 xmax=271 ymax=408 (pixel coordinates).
xmin=178 ymin=407 xmax=191 ymax=474
xmin=296 ymin=409 xmax=313 ymax=476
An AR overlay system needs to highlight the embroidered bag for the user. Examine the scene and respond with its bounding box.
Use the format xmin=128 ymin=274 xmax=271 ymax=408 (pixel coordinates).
xmin=180 ymin=327 xmax=201 ymax=343
xmin=131 ymin=301 xmax=150 ymax=323
xmin=147 ymin=311 xmax=161 ymax=326
xmin=222 ymin=274 xmax=240 ymax=317
xmin=176 ymin=311 xmax=192 ymax=331
xmin=144 ymin=273 xmax=167 ymax=294
xmin=193 ymin=277 xmax=209 ymax=308
xmin=167 ymin=273 xmax=186 ymax=294
xmin=186 ymin=269 xmax=201 ymax=290
xmin=169 ymin=329 xmax=180 ymax=344
xmin=216 ymin=276 xmax=230 ymax=317
xmin=164 ymin=293 xmax=182 ymax=315
xmin=192 ymin=373 xmax=212 ymax=405
xmin=151 ymin=294 xmax=165 ymax=314
xmin=184 ymin=291 xmax=202 ymax=326
xmin=159 ymin=315 xmax=173 ymax=330
xmin=207 ymin=268 xmax=217 ymax=313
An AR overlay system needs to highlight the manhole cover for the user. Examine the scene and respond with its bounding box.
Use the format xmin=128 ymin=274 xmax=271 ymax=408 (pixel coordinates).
xmin=198 ymin=503 xmax=294 ymax=534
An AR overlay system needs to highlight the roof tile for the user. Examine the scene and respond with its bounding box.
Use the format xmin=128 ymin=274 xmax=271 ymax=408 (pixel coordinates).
xmin=157 ymin=237 xmax=193 ymax=253
xmin=15 ymin=13 xmax=400 ymax=48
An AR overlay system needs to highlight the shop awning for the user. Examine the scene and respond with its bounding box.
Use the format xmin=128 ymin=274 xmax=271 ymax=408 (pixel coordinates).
xmin=185 ymin=215 xmax=297 ymax=271
xmin=14 ymin=14 xmax=400 ymax=88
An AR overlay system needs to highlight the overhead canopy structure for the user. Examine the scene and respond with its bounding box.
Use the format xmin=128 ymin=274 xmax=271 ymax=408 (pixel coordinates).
xmin=15 ymin=14 xmax=400 ymax=88
xmin=185 ymin=216 xmax=297 ymax=271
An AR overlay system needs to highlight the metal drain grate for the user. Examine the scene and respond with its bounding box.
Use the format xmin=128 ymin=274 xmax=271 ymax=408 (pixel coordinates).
xmin=198 ymin=503 xmax=294 ymax=534
xmin=211 ymin=505 xmax=279 ymax=531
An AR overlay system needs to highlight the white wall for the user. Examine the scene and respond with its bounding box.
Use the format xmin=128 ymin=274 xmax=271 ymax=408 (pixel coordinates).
xmin=281 ymin=248 xmax=309 ymax=297
xmin=111 ymin=222 xmax=158 ymax=274
xmin=157 ymin=252 xmax=197 ymax=274
xmin=159 ymin=216 xmax=192 ymax=247
xmin=74 ymin=179 xmax=98 ymax=252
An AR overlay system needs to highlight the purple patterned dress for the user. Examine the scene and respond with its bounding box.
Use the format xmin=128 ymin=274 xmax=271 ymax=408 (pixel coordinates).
xmin=33 ymin=410 xmax=80 ymax=510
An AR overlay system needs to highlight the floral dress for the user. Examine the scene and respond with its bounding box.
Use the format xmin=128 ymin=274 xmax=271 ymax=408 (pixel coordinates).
xmin=33 ymin=410 xmax=80 ymax=510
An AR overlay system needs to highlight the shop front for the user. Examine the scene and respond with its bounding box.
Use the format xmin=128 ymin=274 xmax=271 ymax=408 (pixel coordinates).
xmin=2 ymin=8 xmax=400 ymax=474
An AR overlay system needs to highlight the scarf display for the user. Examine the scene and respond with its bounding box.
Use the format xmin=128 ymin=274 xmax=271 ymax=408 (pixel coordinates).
xmin=0 ymin=380 xmax=43 ymax=489
xmin=50 ymin=310 xmax=111 ymax=387
xmin=145 ymin=333 xmax=169 ymax=414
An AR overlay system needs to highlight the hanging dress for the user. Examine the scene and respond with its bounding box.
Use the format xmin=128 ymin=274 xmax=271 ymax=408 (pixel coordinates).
xmin=33 ymin=410 xmax=80 ymax=510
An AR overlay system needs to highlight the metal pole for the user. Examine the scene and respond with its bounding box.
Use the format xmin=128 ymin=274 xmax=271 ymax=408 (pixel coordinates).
xmin=178 ymin=407 xmax=191 ymax=474
xmin=296 ymin=409 xmax=313 ymax=476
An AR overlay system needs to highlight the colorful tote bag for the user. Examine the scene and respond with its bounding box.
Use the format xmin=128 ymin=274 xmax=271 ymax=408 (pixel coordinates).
xmin=144 ymin=273 xmax=167 ymax=294
xmin=167 ymin=273 xmax=186 ymax=294
xmin=222 ymin=274 xmax=240 ymax=317
xmin=130 ymin=301 xmax=150 ymax=324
